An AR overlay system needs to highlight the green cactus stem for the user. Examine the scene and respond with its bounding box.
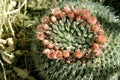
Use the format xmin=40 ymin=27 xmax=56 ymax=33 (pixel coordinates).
xmin=31 ymin=1 xmax=120 ymax=80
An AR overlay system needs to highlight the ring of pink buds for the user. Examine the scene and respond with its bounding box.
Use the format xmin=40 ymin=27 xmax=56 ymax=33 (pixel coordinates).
xmin=36 ymin=5 xmax=107 ymax=63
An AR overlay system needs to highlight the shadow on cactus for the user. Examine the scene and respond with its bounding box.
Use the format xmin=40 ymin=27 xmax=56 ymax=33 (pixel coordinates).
xmin=31 ymin=1 xmax=120 ymax=80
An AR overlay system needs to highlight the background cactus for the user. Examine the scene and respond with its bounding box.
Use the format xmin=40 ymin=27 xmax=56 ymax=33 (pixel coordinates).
xmin=103 ymin=0 xmax=120 ymax=15
xmin=31 ymin=1 xmax=120 ymax=80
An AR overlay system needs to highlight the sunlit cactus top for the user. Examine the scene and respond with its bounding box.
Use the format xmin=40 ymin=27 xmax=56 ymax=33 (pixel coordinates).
xmin=36 ymin=5 xmax=106 ymax=63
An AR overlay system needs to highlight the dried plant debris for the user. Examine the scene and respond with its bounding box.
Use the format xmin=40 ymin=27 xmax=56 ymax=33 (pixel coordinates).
xmin=27 ymin=0 xmax=57 ymax=10
xmin=0 ymin=38 xmax=14 ymax=64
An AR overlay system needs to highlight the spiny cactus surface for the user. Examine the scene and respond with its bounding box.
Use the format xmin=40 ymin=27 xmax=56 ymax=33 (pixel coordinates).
xmin=31 ymin=1 xmax=120 ymax=80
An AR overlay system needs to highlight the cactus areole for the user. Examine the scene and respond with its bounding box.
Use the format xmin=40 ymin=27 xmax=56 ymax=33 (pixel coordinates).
xmin=36 ymin=5 xmax=107 ymax=63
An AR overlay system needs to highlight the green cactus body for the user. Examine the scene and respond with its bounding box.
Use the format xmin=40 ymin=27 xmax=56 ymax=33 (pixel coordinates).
xmin=31 ymin=1 xmax=120 ymax=80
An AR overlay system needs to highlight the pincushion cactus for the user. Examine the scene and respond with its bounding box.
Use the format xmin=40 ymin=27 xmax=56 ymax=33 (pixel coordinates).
xmin=36 ymin=4 xmax=107 ymax=63
xmin=31 ymin=1 xmax=120 ymax=80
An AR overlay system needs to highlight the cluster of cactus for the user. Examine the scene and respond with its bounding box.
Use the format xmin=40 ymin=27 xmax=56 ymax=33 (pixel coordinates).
xmin=31 ymin=0 xmax=120 ymax=80
xmin=36 ymin=4 xmax=106 ymax=63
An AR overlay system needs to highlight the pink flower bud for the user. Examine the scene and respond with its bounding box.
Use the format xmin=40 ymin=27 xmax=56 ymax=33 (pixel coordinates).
xmin=43 ymin=49 xmax=50 ymax=54
xmin=75 ymin=50 xmax=83 ymax=59
xmin=64 ymin=5 xmax=71 ymax=13
xmin=82 ymin=9 xmax=91 ymax=19
xmin=42 ymin=24 xmax=49 ymax=30
xmin=42 ymin=39 xmax=49 ymax=46
xmin=98 ymin=29 xmax=104 ymax=35
xmin=97 ymin=35 xmax=106 ymax=44
xmin=53 ymin=7 xmax=61 ymax=17
xmin=85 ymin=54 xmax=90 ymax=58
xmin=88 ymin=16 xmax=97 ymax=25
xmin=50 ymin=16 xmax=57 ymax=23
xmin=47 ymin=43 xmax=54 ymax=48
xmin=36 ymin=33 xmax=45 ymax=40
xmin=74 ymin=6 xmax=82 ymax=16
xmin=93 ymin=49 xmax=100 ymax=56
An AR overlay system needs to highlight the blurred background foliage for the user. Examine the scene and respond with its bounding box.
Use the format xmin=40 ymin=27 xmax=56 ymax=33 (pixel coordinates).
xmin=0 ymin=0 xmax=119 ymax=80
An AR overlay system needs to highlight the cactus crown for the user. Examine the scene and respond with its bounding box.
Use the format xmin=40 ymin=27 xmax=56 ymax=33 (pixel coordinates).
xmin=36 ymin=4 xmax=107 ymax=63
